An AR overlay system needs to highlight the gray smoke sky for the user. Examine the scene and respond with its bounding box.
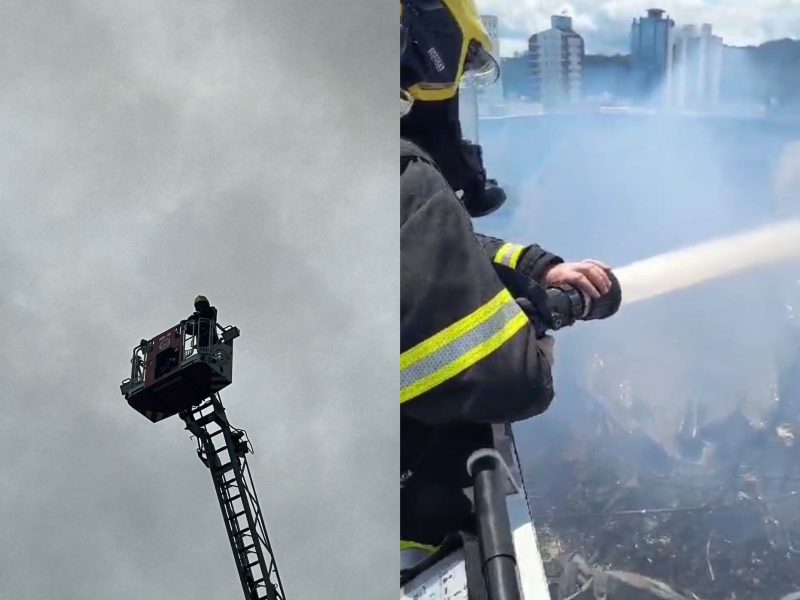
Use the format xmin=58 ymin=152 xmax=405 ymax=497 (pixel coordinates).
xmin=0 ymin=1 xmax=396 ymax=599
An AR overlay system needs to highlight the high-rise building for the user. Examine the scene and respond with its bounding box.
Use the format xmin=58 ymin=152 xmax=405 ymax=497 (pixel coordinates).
xmin=630 ymin=8 xmax=675 ymax=100
xmin=528 ymin=15 xmax=584 ymax=108
xmin=668 ymin=24 xmax=723 ymax=110
xmin=501 ymin=53 xmax=535 ymax=100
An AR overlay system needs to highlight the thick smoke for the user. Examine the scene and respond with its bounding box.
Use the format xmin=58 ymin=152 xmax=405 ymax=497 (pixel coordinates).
xmin=476 ymin=79 xmax=800 ymax=590
xmin=478 ymin=111 xmax=800 ymax=454
xmin=475 ymin=105 xmax=800 ymax=595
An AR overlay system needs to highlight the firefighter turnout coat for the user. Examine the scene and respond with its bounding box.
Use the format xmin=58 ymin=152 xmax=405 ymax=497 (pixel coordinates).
xmin=401 ymin=139 xmax=556 ymax=550
xmin=401 ymin=139 xmax=555 ymax=422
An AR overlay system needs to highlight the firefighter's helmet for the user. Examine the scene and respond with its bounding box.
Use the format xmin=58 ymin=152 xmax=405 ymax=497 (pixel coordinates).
xmin=401 ymin=0 xmax=499 ymax=105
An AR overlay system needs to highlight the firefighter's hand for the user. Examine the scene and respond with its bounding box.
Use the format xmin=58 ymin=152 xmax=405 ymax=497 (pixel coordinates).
xmin=543 ymin=260 xmax=611 ymax=300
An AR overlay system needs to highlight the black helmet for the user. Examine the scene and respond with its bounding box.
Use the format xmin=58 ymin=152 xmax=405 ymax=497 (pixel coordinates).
xmin=194 ymin=295 xmax=210 ymax=310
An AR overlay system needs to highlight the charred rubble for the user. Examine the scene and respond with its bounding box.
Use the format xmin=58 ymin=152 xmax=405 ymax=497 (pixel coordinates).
xmin=527 ymin=351 xmax=800 ymax=600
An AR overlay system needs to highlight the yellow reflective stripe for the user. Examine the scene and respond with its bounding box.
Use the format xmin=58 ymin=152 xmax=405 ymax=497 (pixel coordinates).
xmin=400 ymin=290 xmax=529 ymax=404
xmin=494 ymin=243 xmax=512 ymax=265
xmin=401 ymin=289 xmax=509 ymax=371
xmin=493 ymin=242 xmax=526 ymax=269
xmin=401 ymin=312 xmax=528 ymax=402
xmin=401 ymin=540 xmax=438 ymax=554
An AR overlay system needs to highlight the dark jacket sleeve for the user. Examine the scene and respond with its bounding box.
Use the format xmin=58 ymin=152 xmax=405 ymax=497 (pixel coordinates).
xmin=401 ymin=151 xmax=554 ymax=426
xmin=476 ymin=233 xmax=563 ymax=286
xmin=185 ymin=307 xmax=217 ymax=334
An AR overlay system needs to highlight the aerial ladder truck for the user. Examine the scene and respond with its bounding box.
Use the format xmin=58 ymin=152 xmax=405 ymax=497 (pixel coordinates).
xmin=120 ymin=303 xmax=286 ymax=600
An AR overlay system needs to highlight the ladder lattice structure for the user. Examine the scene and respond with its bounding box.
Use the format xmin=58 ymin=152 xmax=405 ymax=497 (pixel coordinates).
xmin=181 ymin=394 xmax=286 ymax=600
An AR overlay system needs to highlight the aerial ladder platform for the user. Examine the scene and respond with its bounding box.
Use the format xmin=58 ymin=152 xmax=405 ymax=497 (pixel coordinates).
xmin=120 ymin=304 xmax=287 ymax=600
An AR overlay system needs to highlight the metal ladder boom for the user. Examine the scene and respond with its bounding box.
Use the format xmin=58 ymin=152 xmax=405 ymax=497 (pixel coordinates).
xmin=181 ymin=394 xmax=287 ymax=600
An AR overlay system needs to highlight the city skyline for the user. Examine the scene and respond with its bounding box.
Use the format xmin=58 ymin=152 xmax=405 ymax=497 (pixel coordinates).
xmin=478 ymin=0 xmax=800 ymax=56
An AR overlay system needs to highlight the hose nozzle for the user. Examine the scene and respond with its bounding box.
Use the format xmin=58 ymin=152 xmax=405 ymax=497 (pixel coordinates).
xmin=545 ymin=269 xmax=622 ymax=331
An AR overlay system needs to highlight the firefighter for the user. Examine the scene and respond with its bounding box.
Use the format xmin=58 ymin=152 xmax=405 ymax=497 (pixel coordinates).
xmin=400 ymin=0 xmax=613 ymax=572
xmin=186 ymin=294 xmax=218 ymax=348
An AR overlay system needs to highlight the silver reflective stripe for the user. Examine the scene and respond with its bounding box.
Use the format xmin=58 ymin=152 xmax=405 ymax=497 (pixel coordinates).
xmin=401 ymin=300 xmax=523 ymax=391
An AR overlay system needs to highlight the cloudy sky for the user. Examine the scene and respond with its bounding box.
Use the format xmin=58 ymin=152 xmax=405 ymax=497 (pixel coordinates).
xmin=0 ymin=1 xmax=395 ymax=599
xmin=478 ymin=0 xmax=800 ymax=55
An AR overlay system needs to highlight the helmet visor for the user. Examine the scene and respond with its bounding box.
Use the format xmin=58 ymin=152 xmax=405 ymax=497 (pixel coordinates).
xmin=401 ymin=89 xmax=414 ymax=116
xmin=462 ymin=41 xmax=499 ymax=87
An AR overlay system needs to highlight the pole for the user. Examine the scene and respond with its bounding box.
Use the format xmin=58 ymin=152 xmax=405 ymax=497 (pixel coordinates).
xmin=470 ymin=451 xmax=521 ymax=600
